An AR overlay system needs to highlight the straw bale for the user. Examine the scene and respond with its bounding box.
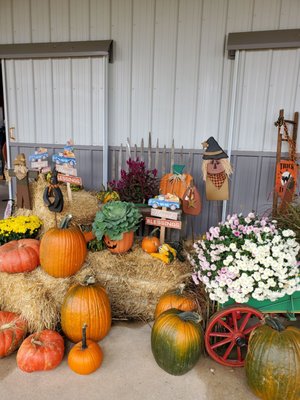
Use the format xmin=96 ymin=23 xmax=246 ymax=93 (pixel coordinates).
xmin=0 ymin=243 xmax=203 ymax=332
xmin=14 ymin=174 xmax=99 ymax=233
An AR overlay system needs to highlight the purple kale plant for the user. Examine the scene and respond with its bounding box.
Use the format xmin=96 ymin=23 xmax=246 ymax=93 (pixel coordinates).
xmin=109 ymin=158 xmax=159 ymax=204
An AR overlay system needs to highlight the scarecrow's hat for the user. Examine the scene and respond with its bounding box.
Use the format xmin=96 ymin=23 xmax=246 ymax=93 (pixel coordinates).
xmin=202 ymin=137 xmax=228 ymax=160
xmin=13 ymin=153 xmax=26 ymax=166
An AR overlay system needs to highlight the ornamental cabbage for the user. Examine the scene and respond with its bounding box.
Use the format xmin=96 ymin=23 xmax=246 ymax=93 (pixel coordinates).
xmin=92 ymin=201 xmax=142 ymax=241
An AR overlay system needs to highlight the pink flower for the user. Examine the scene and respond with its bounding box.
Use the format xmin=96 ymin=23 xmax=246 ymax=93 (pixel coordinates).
xmin=233 ymin=231 xmax=240 ymax=237
xmin=192 ymin=273 xmax=199 ymax=284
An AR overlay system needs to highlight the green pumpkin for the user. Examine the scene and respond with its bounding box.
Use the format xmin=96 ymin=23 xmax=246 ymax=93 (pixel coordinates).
xmin=151 ymin=309 xmax=203 ymax=375
xmin=245 ymin=317 xmax=300 ymax=400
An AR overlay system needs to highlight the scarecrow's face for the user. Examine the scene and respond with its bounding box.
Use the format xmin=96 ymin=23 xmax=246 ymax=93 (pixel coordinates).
xmin=207 ymin=160 xmax=225 ymax=174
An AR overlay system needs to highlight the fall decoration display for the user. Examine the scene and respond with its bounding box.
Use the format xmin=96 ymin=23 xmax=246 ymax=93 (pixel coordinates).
xmin=160 ymin=164 xmax=193 ymax=200
xmin=16 ymin=329 xmax=64 ymax=372
xmin=151 ymin=309 xmax=203 ymax=375
xmin=0 ymin=246 xmax=195 ymax=331
xmin=141 ymin=233 xmax=160 ymax=254
xmin=61 ymin=275 xmax=111 ymax=343
xmin=245 ymin=317 xmax=300 ymax=400
xmin=104 ymin=231 xmax=134 ymax=254
xmin=154 ymin=286 xmax=197 ymax=319
xmin=150 ymin=243 xmax=176 ymax=264
xmin=40 ymin=214 xmax=87 ymax=277
xmin=0 ymin=238 xmax=40 ymax=273
xmin=0 ymin=311 xmax=27 ymax=357
xmin=201 ymin=137 xmax=233 ymax=201
xmin=0 ymin=215 xmax=42 ymax=245
xmin=68 ymin=323 xmax=103 ymax=375
xmin=93 ymin=201 xmax=142 ymax=254
xmin=109 ymin=158 xmax=159 ymax=203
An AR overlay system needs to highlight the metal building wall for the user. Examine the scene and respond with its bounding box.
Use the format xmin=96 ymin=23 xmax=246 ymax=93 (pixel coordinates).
xmin=0 ymin=0 xmax=299 ymax=150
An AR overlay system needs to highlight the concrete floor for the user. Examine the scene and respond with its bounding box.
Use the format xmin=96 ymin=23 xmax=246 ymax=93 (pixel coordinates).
xmin=0 ymin=180 xmax=258 ymax=400
xmin=0 ymin=321 xmax=258 ymax=400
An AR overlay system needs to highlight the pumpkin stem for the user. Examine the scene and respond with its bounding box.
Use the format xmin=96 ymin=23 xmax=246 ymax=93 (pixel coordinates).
xmin=83 ymin=275 xmax=96 ymax=286
xmin=60 ymin=214 xmax=73 ymax=229
xmin=82 ymin=323 xmax=88 ymax=350
xmin=178 ymin=311 xmax=202 ymax=324
xmin=178 ymin=283 xmax=185 ymax=294
xmin=265 ymin=316 xmax=285 ymax=332
xmin=150 ymin=227 xmax=160 ymax=237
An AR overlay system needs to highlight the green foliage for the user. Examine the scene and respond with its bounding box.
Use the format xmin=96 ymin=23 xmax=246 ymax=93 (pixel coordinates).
xmin=92 ymin=201 xmax=142 ymax=241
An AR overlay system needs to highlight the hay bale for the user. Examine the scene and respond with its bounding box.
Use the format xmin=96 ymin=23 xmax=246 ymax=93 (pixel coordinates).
xmin=15 ymin=175 xmax=99 ymax=232
xmin=0 ymin=244 xmax=195 ymax=332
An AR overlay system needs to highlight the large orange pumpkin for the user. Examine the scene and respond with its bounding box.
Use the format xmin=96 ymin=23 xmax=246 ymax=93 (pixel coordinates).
xmin=40 ymin=215 xmax=87 ymax=277
xmin=154 ymin=287 xmax=198 ymax=319
xmin=16 ymin=329 xmax=64 ymax=372
xmin=0 ymin=239 xmax=40 ymax=274
xmin=0 ymin=311 xmax=27 ymax=357
xmin=61 ymin=275 xmax=111 ymax=343
xmin=104 ymin=231 xmax=134 ymax=254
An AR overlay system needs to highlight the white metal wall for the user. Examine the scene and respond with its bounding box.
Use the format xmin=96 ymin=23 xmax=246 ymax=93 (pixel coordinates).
xmin=1 ymin=0 xmax=300 ymax=150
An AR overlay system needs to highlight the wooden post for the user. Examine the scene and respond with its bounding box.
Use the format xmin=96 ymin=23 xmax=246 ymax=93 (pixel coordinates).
xmin=272 ymin=109 xmax=284 ymax=217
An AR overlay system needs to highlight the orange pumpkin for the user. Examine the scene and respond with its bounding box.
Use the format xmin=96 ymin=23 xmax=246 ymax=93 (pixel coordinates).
xmin=154 ymin=287 xmax=198 ymax=319
xmin=61 ymin=275 xmax=111 ymax=343
xmin=0 ymin=239 xmax=40 ymax=274
xmin=104 ymin=231 xmax=134 ymax=254
xmin=141 ymin=235 xmax=160 ymax=253
xmin=68 ymin=324 xmax=103 ymax=375
xmin=40 ymin=215 xmax=87 ymax=278
xmin=0 ymin=311 xmax=27 ymax=357
xmin=16 ymin=329 xmax=64 ymax=372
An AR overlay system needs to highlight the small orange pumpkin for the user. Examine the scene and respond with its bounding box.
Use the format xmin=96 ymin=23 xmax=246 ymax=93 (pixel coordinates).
xmin=68 ymin=324 xmax=103 ymax=375
xmin=154 ymin=286 xmax=198 ymax=319
xmin=141 ymin=235 xmax=160 ymax=253
xmin=40 ymin=215 xmax=87 ymax=278
xmin=104 ymin=231 xmax=134 ymax=254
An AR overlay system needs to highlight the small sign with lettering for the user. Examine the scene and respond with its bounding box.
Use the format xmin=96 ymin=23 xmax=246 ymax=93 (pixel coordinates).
xmin=57 ymin=173 xmax=82 ymax=186
xmin=146 ymin=217 xmax=182 ymax=230
xmin=150 ymin=208 xmax=178 ymax=220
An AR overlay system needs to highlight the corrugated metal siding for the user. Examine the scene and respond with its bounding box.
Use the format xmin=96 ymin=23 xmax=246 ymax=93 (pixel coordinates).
xmin=0 ymin=0 xmax=300 ymax=151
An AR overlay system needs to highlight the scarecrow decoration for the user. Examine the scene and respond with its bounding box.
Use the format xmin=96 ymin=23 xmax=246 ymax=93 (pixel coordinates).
xmin=201 ymin=137 xmax=233 ymax=201
xmin=8 ymin=153 xmax=39 ymax=209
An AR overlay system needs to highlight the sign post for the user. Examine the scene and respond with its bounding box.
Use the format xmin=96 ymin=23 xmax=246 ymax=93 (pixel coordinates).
xmin=146 ymin=207 xmax=182 ymax=244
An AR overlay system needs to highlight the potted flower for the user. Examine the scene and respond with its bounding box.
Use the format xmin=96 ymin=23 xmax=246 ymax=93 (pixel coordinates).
xmin=108 ymin=158 xmax=159 ymax=204
xmin=92 ymin=201 xmax=142 ymax=254
xmin=189 ymin=212 xmax=300 ymax=304
xmin=0 ymin=215 xmax=42 ymax=245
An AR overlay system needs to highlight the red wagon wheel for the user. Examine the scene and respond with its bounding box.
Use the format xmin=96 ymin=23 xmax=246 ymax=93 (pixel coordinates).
xmin=205 ymin=305 xmax=263 ymax=367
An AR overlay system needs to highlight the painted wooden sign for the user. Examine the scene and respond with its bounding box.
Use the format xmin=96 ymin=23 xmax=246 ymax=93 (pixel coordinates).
xmin=275 ymin=159 xmax=297 ymax=199
xmin=55 ymin=164 xmax=77 ymax=177
xmin=57 ymin=173 xmax=82 ymax=186
xmin=146 ymin=217 xmax=182 ymax=230
xmin=31 ymin=160 xmax=48 ymax=169
xmin=150 ymin=208 xmax=178 ymax=220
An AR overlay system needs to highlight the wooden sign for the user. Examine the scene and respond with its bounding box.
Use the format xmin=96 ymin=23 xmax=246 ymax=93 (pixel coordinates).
xmin=275 ymin=159 xmax=297 ymax=199
xmin=55 ymin=164 xmax=77 ymax=177
xmin=31 ymin=160 xmax=48 ymax=169
xmin=150 ymin=208 xmax=178 ymax=220
xmin=146 ymin=217 xmax=182 ymax=230
xmin=57 ymin=173 xmax=82 ymax=186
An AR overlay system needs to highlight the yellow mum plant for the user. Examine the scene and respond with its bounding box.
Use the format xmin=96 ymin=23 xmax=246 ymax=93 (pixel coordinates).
xmin=0 ymin=215 xmax=42 ymax=245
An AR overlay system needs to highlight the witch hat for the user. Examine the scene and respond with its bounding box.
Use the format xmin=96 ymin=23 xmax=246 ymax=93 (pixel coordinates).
xmin=201 ymin=137 xmax=228 ymax=160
